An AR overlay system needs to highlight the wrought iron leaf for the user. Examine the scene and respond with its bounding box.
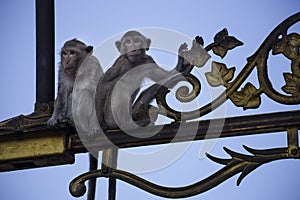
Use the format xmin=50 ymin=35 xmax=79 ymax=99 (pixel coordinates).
xmin=272 ymin=33 xmax=300 ymax=59
xmin=230 ymin=83 xmax=261 ymax=110
xmin=205 ymin=61 xmax=235 ymax=87
xmin=282 ymin=73 xmax=300 ymax=96
xmin=212 ymin=28 xmax=243 ymax=58
xmin=214 ymin=28 xmax=228 ymax=43
xmin=212 ymin=46 xmax=227 ymax=59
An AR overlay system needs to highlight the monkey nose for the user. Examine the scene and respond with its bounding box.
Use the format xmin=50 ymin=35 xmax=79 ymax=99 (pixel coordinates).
xmin=65 ymin=58 xmax=70 ymax=65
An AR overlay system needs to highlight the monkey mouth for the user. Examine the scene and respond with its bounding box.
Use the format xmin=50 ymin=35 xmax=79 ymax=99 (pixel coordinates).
xmin=63 ymin=65 xmax=77 ymax=75
xmin=127 ymin=50 xmax=141 ymax=57
xmin=64 ymin=65 xmax=76 ymax=70
xmin=127 ymin=51 xmax=142 ymax=62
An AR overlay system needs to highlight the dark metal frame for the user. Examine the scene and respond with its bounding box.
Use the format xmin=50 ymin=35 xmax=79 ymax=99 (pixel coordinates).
xmin=0 ymin=1 xmax=299 ymax=199
xmin=70 ymin=12 xmax=300 ymax=199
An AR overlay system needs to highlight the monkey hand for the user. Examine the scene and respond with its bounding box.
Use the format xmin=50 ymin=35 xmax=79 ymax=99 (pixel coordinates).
xmin=179 ymin=40 xmax=211 ymax=68
xmin=47 ymin=115 xmax=64 ymax=129
xmin=178 ymin=43 xmax=188 ymax=55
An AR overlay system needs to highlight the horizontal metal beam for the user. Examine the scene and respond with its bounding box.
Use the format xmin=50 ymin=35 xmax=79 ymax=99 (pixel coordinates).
xmin=0 ymin=110 xmax=298 ymax=172
xmin=70 ymin=110 xmax=300 ymax=153
xmin=0 ymin=128 xmax=74 ymax=172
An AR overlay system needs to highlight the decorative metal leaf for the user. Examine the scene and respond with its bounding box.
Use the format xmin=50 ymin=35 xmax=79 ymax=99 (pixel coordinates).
xmin=205 ymin=61 xmax=235 ymax=87
xmin=281 ymin=73 xmax=300 ymax=96
xmin=230 ymin=83 xmax=261 ymax=110
xmin=272 ymin=33 xmax=300 ymax=59
xmin=212 ymin=28 xmax=243 ymax=58
xmin=214 ymin=28 xmax=228 ymax=43
xmin=212 ymin=46 xmax=227 ymax=58
xmin=221 ymin=36 xmax=243 ymax=49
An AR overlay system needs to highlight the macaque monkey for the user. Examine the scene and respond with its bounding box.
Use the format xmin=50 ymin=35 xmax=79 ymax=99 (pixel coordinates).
xmin=95 ymin=30 xmax=202 ymax=131
xmin=47 ymin=39 xmax=103 ymax=200
xmin=47 ymin=39 xmax=103 ymax=134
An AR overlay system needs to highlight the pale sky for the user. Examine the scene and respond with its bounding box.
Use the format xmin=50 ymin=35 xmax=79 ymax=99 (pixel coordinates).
xmin=0 ymin=0 xmax=300 ymax=200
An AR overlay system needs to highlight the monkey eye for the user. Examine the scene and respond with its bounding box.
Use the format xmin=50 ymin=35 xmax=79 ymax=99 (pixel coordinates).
xmin=69 ymin=50 xmax=76 ymax=56
xmin=62 ymin=51 xmax=68 ymax=57
xmin=124 ymin=39 xmax=133 ymax=46
xmin=134 ymin=38 xmax=142 ymax=46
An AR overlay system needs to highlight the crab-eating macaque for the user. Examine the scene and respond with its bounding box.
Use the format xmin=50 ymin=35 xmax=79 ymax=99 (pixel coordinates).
xmin=47 ymin=38 xmax=103 ymax=200
xmin=95 ymin=30 xmax=199 ymax=131
xmin=47 ymin=38 xmax=103 ymax=133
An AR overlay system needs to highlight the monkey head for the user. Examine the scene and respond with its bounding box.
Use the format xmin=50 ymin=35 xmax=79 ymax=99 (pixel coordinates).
xmin=115 ymin=31 xmax=151 ymax=63
xmin=61 ymin=38 xmax=93 ymax=76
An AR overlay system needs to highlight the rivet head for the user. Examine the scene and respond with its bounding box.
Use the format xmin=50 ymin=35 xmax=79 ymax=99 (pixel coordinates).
xmin=291 ymin=148 xmax=298 ymax=155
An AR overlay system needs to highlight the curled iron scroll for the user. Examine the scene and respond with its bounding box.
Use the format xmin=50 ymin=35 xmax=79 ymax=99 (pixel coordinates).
xmin=153 ymin=12 xmax=300 ymax=121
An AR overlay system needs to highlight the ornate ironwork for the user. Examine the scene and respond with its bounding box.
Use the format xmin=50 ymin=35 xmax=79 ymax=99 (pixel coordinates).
xmin=152 ymin=13 xmax=300 ymax=122
xmin=0 ymin=102 xmax=52 ymax=133
xmin=69 ymin=12 xmax=300 ymax=199
xmin=70 ymin=136 xmax=299 ymax=199
xmin=0 ymin=10 xmax=298 ymax=200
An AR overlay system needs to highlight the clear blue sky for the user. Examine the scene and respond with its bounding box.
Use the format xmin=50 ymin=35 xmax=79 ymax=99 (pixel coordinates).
xmin=0 ymin=0 xmax=300 ymax=199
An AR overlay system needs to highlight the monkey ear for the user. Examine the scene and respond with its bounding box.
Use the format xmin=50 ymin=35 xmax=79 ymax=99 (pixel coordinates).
xmin=146 ymin=38 xmax=151 ymax=51
xmin=85 ymin=46 xmax=93 ymax=53
xmin=115 ymin=41 xmax=122 ymax=53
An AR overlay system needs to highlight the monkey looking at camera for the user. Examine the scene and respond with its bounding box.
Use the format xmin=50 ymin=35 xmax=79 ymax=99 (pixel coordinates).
xmin=47 ymin=39 xmax=103 ymax=200
xmin=47 ymin=38 xmax=103 ymax=134
xmin=95 ymin=30 xmax=192 ymax=131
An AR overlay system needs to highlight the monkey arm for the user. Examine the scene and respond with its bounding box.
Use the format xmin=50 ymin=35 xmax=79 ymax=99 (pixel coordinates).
xmin=102 ymin=56 xmax=132 ymax=82
xmin=175 ymin=43 xmax=196 ymax=73
xmin=132 ymin=43 xmax=201 ymax=125
xmin=47 ymin=82 xmax=68 ymax=128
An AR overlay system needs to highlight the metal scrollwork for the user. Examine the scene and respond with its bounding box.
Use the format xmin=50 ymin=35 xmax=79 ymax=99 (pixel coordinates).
xmin=69 ymin=12 xmax=300 ymax=199
xmin=70 ymin=134 xmax=299 ymax=199
xmin=153 ymin=12 xmax=300 ymax=121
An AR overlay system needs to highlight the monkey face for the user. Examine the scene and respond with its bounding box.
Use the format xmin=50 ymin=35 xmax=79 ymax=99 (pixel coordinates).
xmin=116 ymin=31 xmax=151 ymax=63
xmin=61 ymin=48 xmax=81 ymax=76
xmin=123 ymin=37 xmax=143 ymax=51
xmin=121 ymin=36 xmax=148 ymax=63
xmin=60 ymin=38 xmax=93 ymax=77
xmin=123 ymin=37 xmax=144 ymax=58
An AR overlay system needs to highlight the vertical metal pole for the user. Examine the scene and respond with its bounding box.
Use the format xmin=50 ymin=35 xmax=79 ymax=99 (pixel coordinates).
xmin=108 ymin=149 xmax=118 ymax=200
xmin=102 ymin=147 xmax=118 ymax=200
xmin=88 ymin=152 xmax=99 ymax=200
xmin=35 ymin=0 xmax=55 ymax=105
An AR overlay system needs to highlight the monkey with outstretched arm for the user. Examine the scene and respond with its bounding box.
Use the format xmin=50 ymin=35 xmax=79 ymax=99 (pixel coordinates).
xmin=95 ymin=31 xmax=209 ymax=130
